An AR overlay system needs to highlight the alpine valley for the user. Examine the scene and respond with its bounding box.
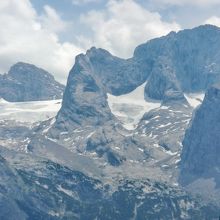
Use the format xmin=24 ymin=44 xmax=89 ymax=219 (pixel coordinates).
xmin=1 ymin=25 xmax=220 ymax=219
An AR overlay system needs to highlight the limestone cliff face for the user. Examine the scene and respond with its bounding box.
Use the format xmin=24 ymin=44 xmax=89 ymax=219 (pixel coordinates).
xmin=135 ymin=25 xmax=220 ymax=96
xmin=57 ymin=25 xmax=220 ymax=130
xmin=180 ymin=84 xmax=220 ymax=185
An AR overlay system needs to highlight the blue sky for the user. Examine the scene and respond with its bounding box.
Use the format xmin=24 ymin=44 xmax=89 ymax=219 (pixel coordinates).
xmin=1 ymin=0 xmax=220 ymax=83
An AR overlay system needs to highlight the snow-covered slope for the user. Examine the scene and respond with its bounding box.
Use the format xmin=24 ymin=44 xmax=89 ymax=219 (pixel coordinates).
xmin=107 ymin=83 xmax=161 ymax=130
xmin=0 ymin=98 xmax=61 ymax=123
xmin=184 ymin=93 xmax=205 ymax=108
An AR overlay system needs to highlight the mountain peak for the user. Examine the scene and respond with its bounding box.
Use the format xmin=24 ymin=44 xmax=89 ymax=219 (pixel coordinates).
xmin=8 ymin=62 xmax=54 ymax=81
xmin=194 ymin=24 xmax=220 ymax=31
xmin=0 ymin=62 xmax=65 ymax=102
xmin=86 ymin=47 xmax=111 ymax=56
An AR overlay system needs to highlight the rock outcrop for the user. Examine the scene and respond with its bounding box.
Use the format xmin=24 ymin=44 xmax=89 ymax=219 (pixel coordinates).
xmin=0 ymin=62 xmax=65 ymax=102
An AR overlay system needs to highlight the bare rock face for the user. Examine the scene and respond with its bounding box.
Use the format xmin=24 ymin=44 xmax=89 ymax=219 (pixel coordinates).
xmin=44 ymin=25 xmax=220 ymax=170
xmin=134 ymin=25 xmax=220 ymax=103
xmin=137 ymin=25 xmax=220 ymax=90
xmin=0 ymin=62 xmax=65 ymax=102
xmin=55 ymin=47 xmax=152 ymax=129
xmin=180 ymin=84 xmax=220 ymax=185
xmin=55 ymin=50 xmax=113 ymax=128
xmin=57 ymin=25 xmax=220 ymax=131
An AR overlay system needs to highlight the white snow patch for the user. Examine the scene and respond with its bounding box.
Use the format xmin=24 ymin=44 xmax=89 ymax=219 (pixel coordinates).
xmin=175 ymin=159 xmax=181 ymax=164
xmin=184 ymin=93 xmax=205 ymax=108
xmin=160 ymin=105 xmax=169 ymax=110
xmin=73 ymin=128 xmax=84 ymax=133
xmin=177 ymin=141 xmax=183 ymax=147
xmin=153 ymin=143 xmax=178 ymax=156
xmin=64 ymin=137 xmax=71 ymax=142
xmin=87 ymin=131 xmax=95 ymax=139
xmin=60 ymin=131 xmax=68 ymax=135
xmin=42 ymin=184 xmax=49 ymax=189
xmin=90 ymin=152 xmax=97 ymax=156
xmin=153 ymin=143 xmax=160 ymax=148
xmin=43 ymin=117 xmax=56 ymax=134
xmin=47 ymin=137 xmax=58 ymax=142
xmin=107 ymin=82 xmax=161 ymax=130
xmin=0 ymin=98 xmax=9 ymax=104
xmin=158 ymin=122 xmax=172 ymax=128
xmin=165 ymin=150 xmax=178 ymax=156
xmin=35 ymin=180 xmax=40 ymax=185
xmin=0 ymin=99 xmax=61 ymax=123
xmin=48 ymin=211 xmax=60 ymax=217
xmin=152 ymin=115 xmax=160 ymax=120
xmin=57 ymin=185 xmax=75 ymax=197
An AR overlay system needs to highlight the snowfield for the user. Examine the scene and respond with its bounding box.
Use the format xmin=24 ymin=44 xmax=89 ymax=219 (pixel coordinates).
xmin=184 ymin=93 xmax=205 ymax=108
xmin=0 ymin=98 xmax=62 ymax=123
xmin=107 ymin=83 xmax=161 ymax=130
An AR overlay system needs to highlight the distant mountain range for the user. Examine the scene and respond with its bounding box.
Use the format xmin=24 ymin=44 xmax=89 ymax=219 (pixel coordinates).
xmin=1 ymin=25 xmax=220 ymax=219
xmin=0 ymin=62 xmax=65 ymax=102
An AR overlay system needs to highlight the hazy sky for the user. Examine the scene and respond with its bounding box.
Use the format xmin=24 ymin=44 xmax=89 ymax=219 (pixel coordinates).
xmin=1 ymin=0 xmax=220 ymax=83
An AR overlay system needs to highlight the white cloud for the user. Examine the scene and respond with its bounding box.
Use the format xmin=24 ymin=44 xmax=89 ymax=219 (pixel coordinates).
xmin=0 ymin=0 xmax=83 ymax=83
xmin=40 ymin=5 xmax=68 ymax=33
xmin=151 ymin=0 xmax=220 ymax=7
xmin=79 ymin=0 xmax=180 ymax=58
xmin=72 ymin=0 xmax=101 ymax=5
xmin=205 ymin=16 xmax=220 ymax=27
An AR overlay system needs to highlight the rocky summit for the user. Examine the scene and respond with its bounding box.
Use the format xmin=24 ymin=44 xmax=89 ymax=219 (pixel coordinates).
xmin=1 ymin=25 xmax=220 ymax=219
xmin=0 ymin=62 xmax=65 ymax=102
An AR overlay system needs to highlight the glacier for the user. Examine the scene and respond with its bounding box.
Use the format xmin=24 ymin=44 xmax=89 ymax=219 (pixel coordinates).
xmin=0 ymin=98 xmax=61 ymax=124
xmin=107 ymin=82 xmax=161 ymax=130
